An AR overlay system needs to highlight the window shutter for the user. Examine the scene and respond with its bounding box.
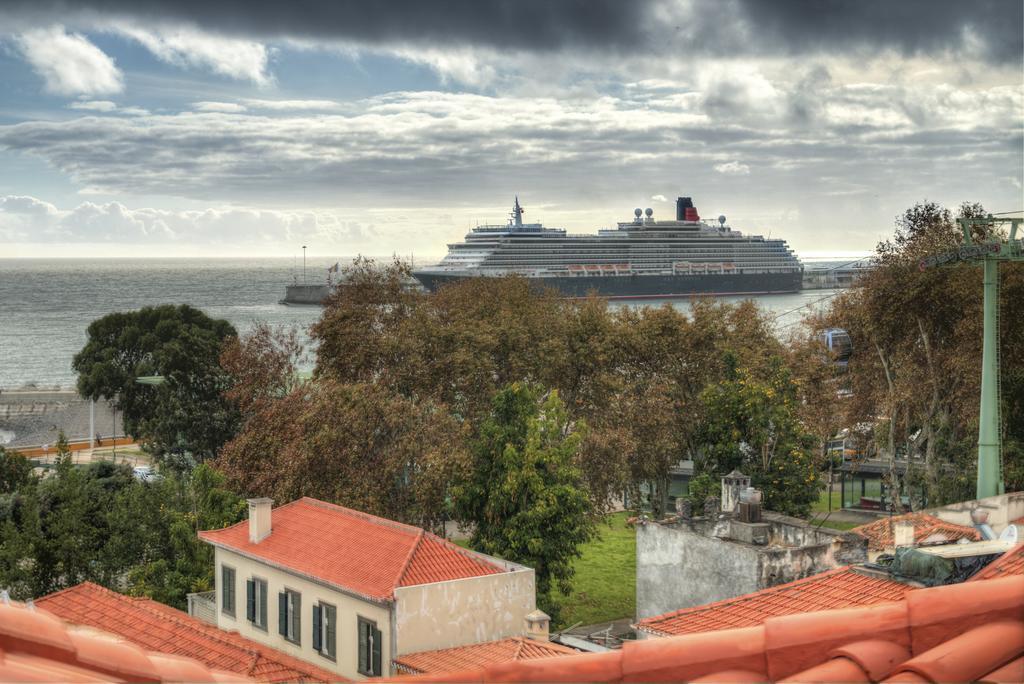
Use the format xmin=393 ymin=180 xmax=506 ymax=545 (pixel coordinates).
xmin=258 ymin=580 xmax=267 ymax=628
xmin=326 ymin=606 xmax=337 ymax=659
xmin=223 ymin=567 xmax=234 ymax=614
xmin=246 ymin=579 xmax=255 ymax=622
xmin=358 ymin=621 xmax=368 ymax=674
xmin=312 ymin=605 xmax=322 ymax=652
xmin=291 ymin=593 xmax=301 ymax=644
xmin=371 ymin=625 xmax=382 ymax=676
xmin=278 ymin=592 xmax=288 ymax=636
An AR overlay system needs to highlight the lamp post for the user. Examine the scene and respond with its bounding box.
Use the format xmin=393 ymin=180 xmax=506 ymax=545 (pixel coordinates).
xmin=302 ymin=245 xmax=307 ymax=285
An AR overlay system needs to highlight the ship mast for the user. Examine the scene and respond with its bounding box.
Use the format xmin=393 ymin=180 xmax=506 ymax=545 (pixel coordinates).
xmin=512 ymin=196 xmax=524 ymax=229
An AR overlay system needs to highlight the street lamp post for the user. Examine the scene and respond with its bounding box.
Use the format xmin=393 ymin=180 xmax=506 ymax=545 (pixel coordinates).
xmin=302 ymin=245 xmax=307 ymax=285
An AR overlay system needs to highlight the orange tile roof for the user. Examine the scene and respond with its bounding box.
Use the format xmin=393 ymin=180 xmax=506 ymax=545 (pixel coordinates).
xmin=635 ymin=566 xmax=909 ymax=636
xmin=393 ymin=637 xmax=578 ymax=675
xmin=35 ymin=582 xmax=340 ymax=683
xmin=971 ymin=543 xmax=1024 ymax=581
xmin=851 ymin=512 xmax=980 ymax=551
xmin=199 ymin=498 xmax=503 ymax=602
xmin=0 ymin=597 xmax=251 ymax=682
xmin=386 ymin=576 xmax=1024 ymax=683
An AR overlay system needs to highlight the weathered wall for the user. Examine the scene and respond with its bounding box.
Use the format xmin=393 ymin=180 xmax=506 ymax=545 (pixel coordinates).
xmin=930 ymin=492 xmax=1024 ymax=531
xmin=636 ymin=516 xmax=867 ymax=620
xmin=214 ymin=547 xmax=392 ymax=680
xmin=636 ymin=521 xmax=761 ymax=620
xmin=394 ymin=562 xmax=534 ymax=655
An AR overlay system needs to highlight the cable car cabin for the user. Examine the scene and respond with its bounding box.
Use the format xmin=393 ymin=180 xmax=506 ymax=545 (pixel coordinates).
xmin=822 ymin=328 xmax=853 ymax=369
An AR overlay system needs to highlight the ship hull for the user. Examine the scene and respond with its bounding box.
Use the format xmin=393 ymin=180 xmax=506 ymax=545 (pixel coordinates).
xmin=412 ymin=271 xmax=803 ymax=299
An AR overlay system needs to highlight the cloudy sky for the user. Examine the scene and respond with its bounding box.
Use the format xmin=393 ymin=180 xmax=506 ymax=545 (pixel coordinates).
xmin=0 ymin=1 xmax=1020 ymax=259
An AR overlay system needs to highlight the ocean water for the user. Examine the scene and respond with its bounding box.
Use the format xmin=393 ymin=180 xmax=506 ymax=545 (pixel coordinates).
xmin=0 ymin=258 xmax=839 ymax=389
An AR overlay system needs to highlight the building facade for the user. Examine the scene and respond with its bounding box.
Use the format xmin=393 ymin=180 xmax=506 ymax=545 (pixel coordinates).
xmin=199 ymin=497 xmax=536 ymax=680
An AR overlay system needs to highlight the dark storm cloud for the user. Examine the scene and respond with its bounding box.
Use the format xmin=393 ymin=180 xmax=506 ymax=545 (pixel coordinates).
xmin=1 ymin=0 xmax=1021 ymax=63
xmin=737 ymin=0 xmax=1023 ymax=65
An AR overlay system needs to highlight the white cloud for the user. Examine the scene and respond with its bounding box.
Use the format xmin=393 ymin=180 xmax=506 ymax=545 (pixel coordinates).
xmin=69 ymin=100 xmax=118 ymax=112
xmin=389 ymin=46 xmax=497 ymax=87
xmin=0 ymin=195 xmax=375 ymax=247
xmin=193 ymin=101 xmax=248 ymax=113
xmin=242 ymin=99 xmax=343 ymax=111
xmin=714 ymin=161 xmax=751 ymax=175
xmin=651 ymin=194 xmax=667 ymax=202
xmin=0 ymin=195 xmax=60 ymax=217
xmin=111 ymin=23 xmax=271 ymax=85
xmin=15 ymin=25 xmax=123 ymax=96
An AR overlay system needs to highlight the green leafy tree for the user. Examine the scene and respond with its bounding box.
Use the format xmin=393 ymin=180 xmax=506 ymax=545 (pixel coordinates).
xmin=122 ymin=464 xmax=245 ymax=607
xmin=73 ymin=304 xmax=238 ymax=460
xmin=0 ymin=446 xmax=31 ymax=494
xmin=698 ymin=358 xmax=821 ymax=517
xmin=452 ymin=384 xmax=597 ymax=617
xmin=0 ymin=457 xmax=243 ymax=607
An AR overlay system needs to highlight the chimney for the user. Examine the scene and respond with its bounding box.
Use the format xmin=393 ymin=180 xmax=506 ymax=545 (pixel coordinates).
xmin=248 ymin=498 xmax=273 ymax=544
xmin=524 ymin=609 xmax=550 ymax=641
xmin=721 ymin=470 xmax=750 ymax=514
xmin=893 ymin=520 xmax=915 ymax=548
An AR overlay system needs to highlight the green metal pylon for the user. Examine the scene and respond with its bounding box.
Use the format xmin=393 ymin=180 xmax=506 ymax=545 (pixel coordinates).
xmin=922 ymin=214 xmax=1023 ymax=499
xmin=977 ymin=256 xmax=1001 ymax=499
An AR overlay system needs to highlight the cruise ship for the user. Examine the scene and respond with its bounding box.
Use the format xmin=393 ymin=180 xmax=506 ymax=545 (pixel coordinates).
xmin=412 ymin=196 xmax=803 ymax=298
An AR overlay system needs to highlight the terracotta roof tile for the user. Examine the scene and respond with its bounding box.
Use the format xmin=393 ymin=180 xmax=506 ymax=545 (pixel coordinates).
xmin=851 ymin=512 xmax=980 ymax=551
xmin=35 ymin=582 xmax=340 ymax=683
xmin=635 ymin=566 xmax=909 ymax=636
xmin=199 ymin=498 xmax=503 ymax=602
xmin=970 ymin=543 xmax=1024 ymax=581
xmin=385 ymin=576 xmax=1024 ymax=683
xmin=0 ymin=598 xmax=251 ymax=682
xmin=393 ymin=637 xmax=578 ymax=675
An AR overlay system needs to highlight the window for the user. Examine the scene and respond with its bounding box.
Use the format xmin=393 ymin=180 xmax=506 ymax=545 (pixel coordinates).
xmin=357 ymin=616 xmax=382 ymax=677
xmin=246 ymin=577 xmax=268 ymax=630
xmin=312 ymin=602 xmax=337 ymax=661
xmin=278 ymin=589 xmax=301 ymax=644
xmin=221 ymin=565 xmax=235 ymax=617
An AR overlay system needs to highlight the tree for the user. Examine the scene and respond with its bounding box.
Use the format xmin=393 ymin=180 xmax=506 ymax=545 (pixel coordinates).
xmin=0 ymin=446 xmax=31 ymax=494
xmin=217 ymin=378 xmax=466 ymax=529
xmin=813 ymin=200 xmax=1024 ymax=505
xmin=121 ymin=464 xmax=245 ymax=607
xmin=698 ymin=358 xmax=822 ymax=517
xmin=0 ymin=456 xmax=243 ymax=607
xmin=73 ymin=304 xmax=239 ymax=460
xmin=451 ymin=384 xmax=597 ymax=617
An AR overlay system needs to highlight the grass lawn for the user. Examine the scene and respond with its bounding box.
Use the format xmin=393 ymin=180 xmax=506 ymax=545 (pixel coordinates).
xmin=557 ymin=511 xmax=635 ymax=628
xmin=452 ymin=511 xmax=636 ymax=629
xmin=811 ymin=486 xmax=843 ymax=513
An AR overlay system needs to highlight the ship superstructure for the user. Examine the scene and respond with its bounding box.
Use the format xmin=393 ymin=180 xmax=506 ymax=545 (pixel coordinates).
xmin=413 ymin=196 xmax=803 ymax=298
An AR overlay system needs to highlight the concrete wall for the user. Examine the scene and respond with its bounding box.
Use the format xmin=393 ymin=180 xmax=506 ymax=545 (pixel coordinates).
xmin=930 ymin=492 xmax=1024 ymax=531
xmin=636 ymin=521 xmax=761 ymax=620
xmin=394 ymin=562 xmax=534 ymax=655
xmin=214 ymin=548 xmax=392 ymax=680
xmin=636 ymin=516 xmax=867 ymax=621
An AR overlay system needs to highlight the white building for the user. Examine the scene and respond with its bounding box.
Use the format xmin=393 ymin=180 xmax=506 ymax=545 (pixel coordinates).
xmin=198 ymin=497 xmax=537 ymax=680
